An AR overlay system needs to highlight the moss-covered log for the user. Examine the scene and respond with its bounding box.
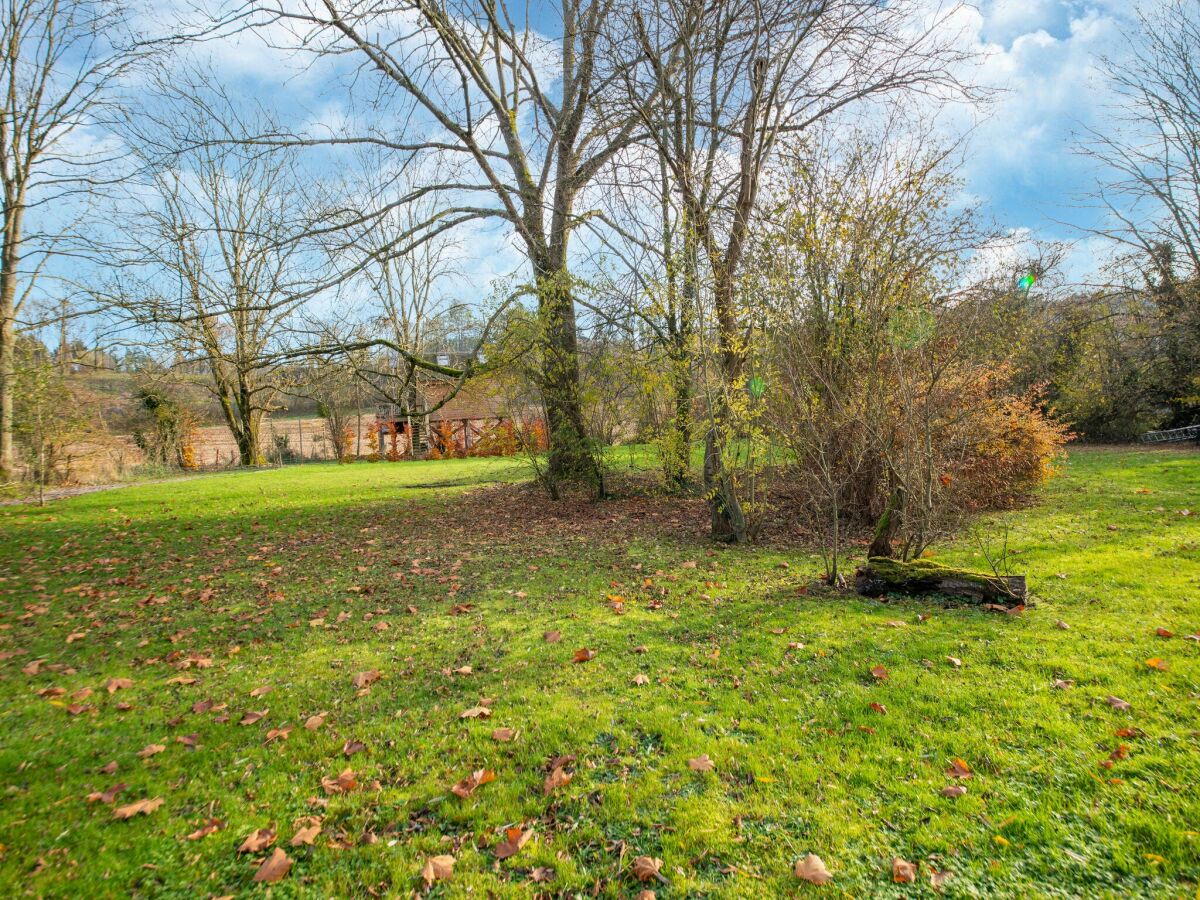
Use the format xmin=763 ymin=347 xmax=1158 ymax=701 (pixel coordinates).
xmin=855 ymin=557 xmax=1027 ymax=605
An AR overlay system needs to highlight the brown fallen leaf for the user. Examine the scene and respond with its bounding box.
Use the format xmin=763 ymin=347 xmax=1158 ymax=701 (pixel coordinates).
xmin=265 ymin=725 xmax=292 ymax=743
xmin=870 ymin=665 xmax=888 ymax=681
xmin=491 ymin=727 xmax=516 ymax=742
xmin=421 ymin=854 xmax=455 ymax=886
xmin=946 ymin=656 xmax=962 ymax=668
xmin=870 ymin=702 xmax=887 ymax=715
xmin=342 ymin=739 xmax=367 ymax=757
xmin=543 ymin=765 xmax=573 ymax=795
xmin=185 ymin=818 xmax=222 ymax=840
xmin=892 ymin=857 xmax=917 ymax=883
xmin=238 ymin=827 xmax=276 ymax=853
xmin=1146 ymin=657 xmax=1168 ymax=671
xmin=249 ymin=685 xmax=272 ymax=698
xmin=240 ymin=710 xmax=267 ymax=725
xmin=1052 ymin=678 xmax=1075 ymax=690
xmin=113 ymin=797 xmax=163 ymax=819
xmin=573 ymin=647 xmax=596 ymax=663
xmin=451 ymin=768 xmax=496 ymax=798
xmin=1055 ymin=620 xmax=1070 ymax=630
xmin=543 ymin=629 xmax=562 ymax=643
xmin=98 ymin=760 xmax=119 ymax=775
xmin=351 ymin=669 xmax=381 ymax=689
xmin=687 ymin=754 xmax=715 ymax=772
xmin=632 ymin=856 xmax=663 ymax=883
xmin=632 ymin=673 xmax=651 ymax=686
xmin=930 ymin=868 xmax=953 ymax=890
xmin=460 ymin=705 xmax=492 ymax=719
xmin=946 ymin=758 xmax=971 ymax=778
xmin=321 ymin=768 xmax=357 ymax=794
xmin=86 ymin=782 xmax=128 ymax=804
xmin=304 ymin=712 xmax=326 ymax=731
xmin=1156 ymin=627 xmax=1174 ymax=638
xmin=495 ymin=826 xmax=534 ymax=859
xmin=176 ymin=733 xmax=201 ymax=748
xmin=105 ymin=678 xmax=133 ymax=693
xmin=252 ymin=847 xmax=292 ymax=883
xmin=290 ymin=821 xmax=322 ymax=846
xmin=794 ymin=853 xmax=833 ymax=885
xmin=941 ymin=785 xmax=967 ymax=798
xmin=137 ymin=743 xmax=166 ymax=759
xmin=1105 ymin=695 xmax=1132 ymax=711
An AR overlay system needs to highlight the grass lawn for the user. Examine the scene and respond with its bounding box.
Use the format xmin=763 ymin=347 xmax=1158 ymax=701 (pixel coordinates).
xmin=0 ymin=447 xmax=1198 ymax=897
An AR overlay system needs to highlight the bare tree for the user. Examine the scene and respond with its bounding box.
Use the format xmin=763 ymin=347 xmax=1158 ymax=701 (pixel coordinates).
xmin=0 ymin=0 xmax=137 ymax=480
xmin=214 ymin=0 xmax=656 ymax=489
xmin=113 ymin=75 xmax=320 ymax=465
xmin=1081 ymin=0 xmax=1200 ymax=427
xmin=621 ymin=0 xmax=974 ymax=541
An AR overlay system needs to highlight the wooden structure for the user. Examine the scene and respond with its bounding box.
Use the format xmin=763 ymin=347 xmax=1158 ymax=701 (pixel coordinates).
xmin=1140 ymin=424 xmax=1200 ymax=444
xmin=373 ymin=379 xmax=512 ymax=458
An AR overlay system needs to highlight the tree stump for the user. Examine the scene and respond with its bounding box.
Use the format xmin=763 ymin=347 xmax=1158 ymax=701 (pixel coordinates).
xmin=855 ymin=557 xmax=1027 ymax=606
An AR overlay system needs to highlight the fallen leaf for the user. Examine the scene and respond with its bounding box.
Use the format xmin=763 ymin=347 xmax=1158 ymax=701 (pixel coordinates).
xmin=1105 ymin=695 xmax=1132 ymax=710
xmin=342 ymin=738 xmax=367 ymax=757
xmin=240 ymin=710 xmax=267 ymax=725
xmin=946 ymin=758 xmax=971 ymax=779
xmin=930 ymin=868 xmax=953 ymax=890
xmin=687 ymin=754 xmax=715 ymax=772
xmin=291 ymin=822 xmax=322 ymax=846
xmin=137 ymin=743 xmax=166 ymax=759
xmin=794 ymin=853 xmax=833 ymax=885
xmin=495 ymin=826 xmax=534 ymax=859
xmin=632 ymin=856 xmax=663 ymax=882
xmin=892 ymin=857 xmax=917 ymax=883
xmin=105 ymin=678 xmax=133 ymax=693
xmin=186 ymin=818 xmax=222 ymax=840
xmin=113 ymin=797 xmax=163 ymax=819
xmin=265 ymin=725 xmax=292 ymax=743
xmin=870 ymin=702 xmax=887 ymax=715
xmin=543 ymin=765 xmax=573 ymax=795
xmin=573 ymin=647 xmax=596 ymax=663
xmin=321 ymin=768 xmax=357 ymax=794
xmin=86 ymin=782 xmax=128 ymax=804
xmin=304 ymin=712 xmax=326 ymax=731
xmin=351 ymin=669 xmax=381 ymax=689
xmin=239 ymin=827 xmax=276 ymax=853
xmin=451 ymin=768 xmax=496 ymax=798
xmin=460 ymin=705 xmax=492 ymax=719
xmin=252 ymin=847 xmax=292 ymax=883
xmin=421 ymin=854 xmax=455 ymax=886
xmin=870 ymin=665 xmax=888 ymax=681
xmin=1055 ymin=620 xmax=1070 ymax=630
xmin=543 ymin=630 xmax=562 ymax=643
xmin=491 ymin=727 xmax=516 ymax=742
xmin=941 ymin=785 xmax=967 ymax=798
xmin=946 ymin=656 xmax=962 ymax=668
xmin=633 ymin=673 xmax=651 ymax=686
xmin=1146 ymin=657 xmax=1168 ymax=671
xmin=1053 ymin=679 xmax=1075 ymax=690
xmin=249 ymin=685 xmax=272 ymax=697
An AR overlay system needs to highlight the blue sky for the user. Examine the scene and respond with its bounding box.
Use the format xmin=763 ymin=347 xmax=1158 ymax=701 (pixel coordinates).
xmin=53 ymin=0 xmax=1144 ymax=347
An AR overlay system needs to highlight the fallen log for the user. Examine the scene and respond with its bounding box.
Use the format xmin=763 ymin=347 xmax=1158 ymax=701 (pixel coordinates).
xmin=855 ymin=557 xmax=1027 ymax=605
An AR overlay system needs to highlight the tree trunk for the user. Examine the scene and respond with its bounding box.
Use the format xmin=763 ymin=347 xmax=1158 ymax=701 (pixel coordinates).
xmin=535 ymin=261 xmax=601 ymax=492
xmin=855 ymin=557 xmax=1027 ymax=605
xmin=0 ymin=284 xmax=13 ymax=482
xmin=0 ymin=213 xmax=20 ymax=482
xmin=869 ymin=485 xmax=904 ymax=558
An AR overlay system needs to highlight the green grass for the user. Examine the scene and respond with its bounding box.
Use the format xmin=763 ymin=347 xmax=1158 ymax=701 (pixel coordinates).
xmin=0 ymin=447 xmax=1197 ymax=897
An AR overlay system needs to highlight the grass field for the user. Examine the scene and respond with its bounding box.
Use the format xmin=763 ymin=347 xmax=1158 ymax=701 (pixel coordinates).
xmin=0 ymin=447 xmax=1197 ymax=897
